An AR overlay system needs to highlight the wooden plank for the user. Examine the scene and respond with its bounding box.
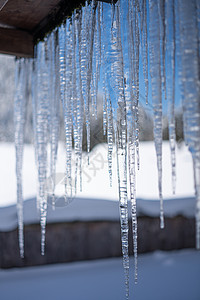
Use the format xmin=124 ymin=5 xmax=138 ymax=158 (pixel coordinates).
xmin=0 ymin=27 xmax=34 ymax=57
xmin=0 ymin=0 xmax=61 ymax=31
xmin=0 ymin=0 xmax=117 ymax=57
xmin=0 ymin=217 xmax=195 ymax=268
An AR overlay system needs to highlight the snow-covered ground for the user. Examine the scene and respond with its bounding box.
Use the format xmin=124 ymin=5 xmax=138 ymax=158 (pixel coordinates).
xmin=0 ymin=249 xmax=199 ymax=300
xmin=0 ymin=142 xmax=198 ymax=300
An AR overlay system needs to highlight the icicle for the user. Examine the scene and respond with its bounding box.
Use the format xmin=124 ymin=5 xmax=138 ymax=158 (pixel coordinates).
xmin=103 ymin=88 xmax=107 ymax=136
xmin=140 ymin=0 xmax=149 ymax=105
xmin=127 ymin=0 xmax=139 ymax=282
xmin=127 ymin=0 xmax=140 ymax=171
xmin=91 ymin=2 xmax=102 ymax=120
xmin=58 ymin=22 xmax=72 ymax=200
xmin=157 ymin=0 xmax=166 ymax=100
xmin=148 ymin=0 xmax=164 ymax=229
xmin=116 ymin=5 xmax=130 ymax=299
xmin=85 ymin=1 xmax=97 ymax=161
xmin=31 ymin=47 xmax=40 ymax=212
xmin=34 ymin=41 xmax=50 ymax=255
xmin=177 ymin=0 xmax=200 ymax=248
xmin=166 ymin=0 xmax=176 ymax=194
xmin=102 ymin=2 xmax=131 ymax=294
xmin=101 ymin=4 xmax=113 ymax=186
xmin=128 ymin=141 xmax=138 ymax=283
xmin=47 ymin=31 xmax=60 ymax=208
xmin=126 ymin=72 xmax=138 ymax=284
xmin=101 ymin=6 xmax=107 ymax=136
xmin=76 ymin=11 xmax=84 ymax=192
xmin=117 ymin=117 xmax=129 ymax=300
xmin=72 ymin=12 xmax=85 ymax=195
xmin=91 ymin=16 xmax=97 ymax=119
xmin=107 ymin=94 xmax=113 ymax=187
xmin=14 ymin=59 xmax=29 ymax=258
xmin=72 ymin=16 xmax=79 ymax=194
xmin=64 ymin=22 xmax=74 ymax=199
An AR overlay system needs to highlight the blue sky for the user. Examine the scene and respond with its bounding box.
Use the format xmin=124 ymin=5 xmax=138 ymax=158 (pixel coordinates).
xmin=98 ymin=0 xmax=183 ymax=117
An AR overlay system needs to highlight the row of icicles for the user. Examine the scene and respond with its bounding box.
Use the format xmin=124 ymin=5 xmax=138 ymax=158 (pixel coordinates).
xmin=14 ymin=0 xmax=200 ymax=298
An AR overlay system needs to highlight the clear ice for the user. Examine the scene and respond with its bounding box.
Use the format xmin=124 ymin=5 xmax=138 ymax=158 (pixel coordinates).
xmin=14 ymin=58 xmax=31 ymax=258
xmin=13 ymin=0 xmax=200 ymax=297
xmin=148 ymin=0 xmax=164 ymax=228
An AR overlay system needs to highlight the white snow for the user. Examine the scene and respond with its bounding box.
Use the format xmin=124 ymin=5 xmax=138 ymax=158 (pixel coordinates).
xmin=0 ymin=141 xmax=194 ymax=205
xmin=0 ymin=249 xmax=199 ymax=300
xmin=0 ymin=141 xmax=195 ymax=230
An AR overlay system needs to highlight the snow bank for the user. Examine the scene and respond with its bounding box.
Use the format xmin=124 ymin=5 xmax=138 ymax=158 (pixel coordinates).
xmin=0 ymin=141 xmax=194 ymax=205
xmin=0 ymin=196 xmax=195 ymax=231
xmin=0 ymin=141 xmax=195 ymax=230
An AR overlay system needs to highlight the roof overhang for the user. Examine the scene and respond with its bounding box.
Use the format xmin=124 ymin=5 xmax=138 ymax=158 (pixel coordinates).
xmin=0 ymin=0 xmax=115 ymax=57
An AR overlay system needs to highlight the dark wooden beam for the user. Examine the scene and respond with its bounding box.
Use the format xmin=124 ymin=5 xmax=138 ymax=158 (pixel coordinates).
xmin=0 ymin=217 xmax=195 ymax=268
xmin=0 ymin=0 xmax=61 ymax=31
xmin=0 ymin=27 xmax=34 ymax=57
xmin=0 ymin=0 xmax=117 ymax=57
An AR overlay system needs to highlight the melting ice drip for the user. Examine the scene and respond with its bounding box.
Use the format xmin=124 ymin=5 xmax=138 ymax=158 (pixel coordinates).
xmin=14 ymin=0 xmax=200 ymax=298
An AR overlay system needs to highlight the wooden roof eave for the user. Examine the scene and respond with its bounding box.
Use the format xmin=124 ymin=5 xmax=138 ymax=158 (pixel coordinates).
xmin=0 ymin=0 xmax=116 ymax=58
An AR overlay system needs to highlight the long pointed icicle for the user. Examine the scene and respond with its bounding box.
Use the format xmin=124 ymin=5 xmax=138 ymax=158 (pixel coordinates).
xmin=149 ymin=0 xmax=164 ymax=228
xmin=59 ymin=23 xmax=72 ymax=200
xmin=76 ymin=11 xmax=84 ymax=192
xmin=140 ymin=0 xmax=149 ymax=105
xmin=14 ymin=59 xmax=29 ymax=258
xmin=166 ymin=0 xmax=176 ymax=194
xmin=128 ymin=138 xmax=138 ymax=283
xmin=157 ymin=0 xmax=166 ymax=100
xmin=132 ymin=1 xmax=140 ymax=172
xmin=65 ymin=22 xmax=74 ymax=199
xmin=115 ymin=5 xmax=130 ymax=299
xmin=177 ymin=0 xmax=200 ymax=248
xmin=34 ymin=42 xmax=50 ymax=255
xmin=72 ymin=16 xmax=79 ymax=194
xmin=127 ymin=0 xmax=138 ymax=283
xmin=31 ymin=50 xmax=40 ymax=212
xmin=47 ymin=32 xmax=60 ymax=208
xmin=85 ymin=1 xmax=97 ymax=160
xmin=126 ymin=74 xmax=138 ymax=284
